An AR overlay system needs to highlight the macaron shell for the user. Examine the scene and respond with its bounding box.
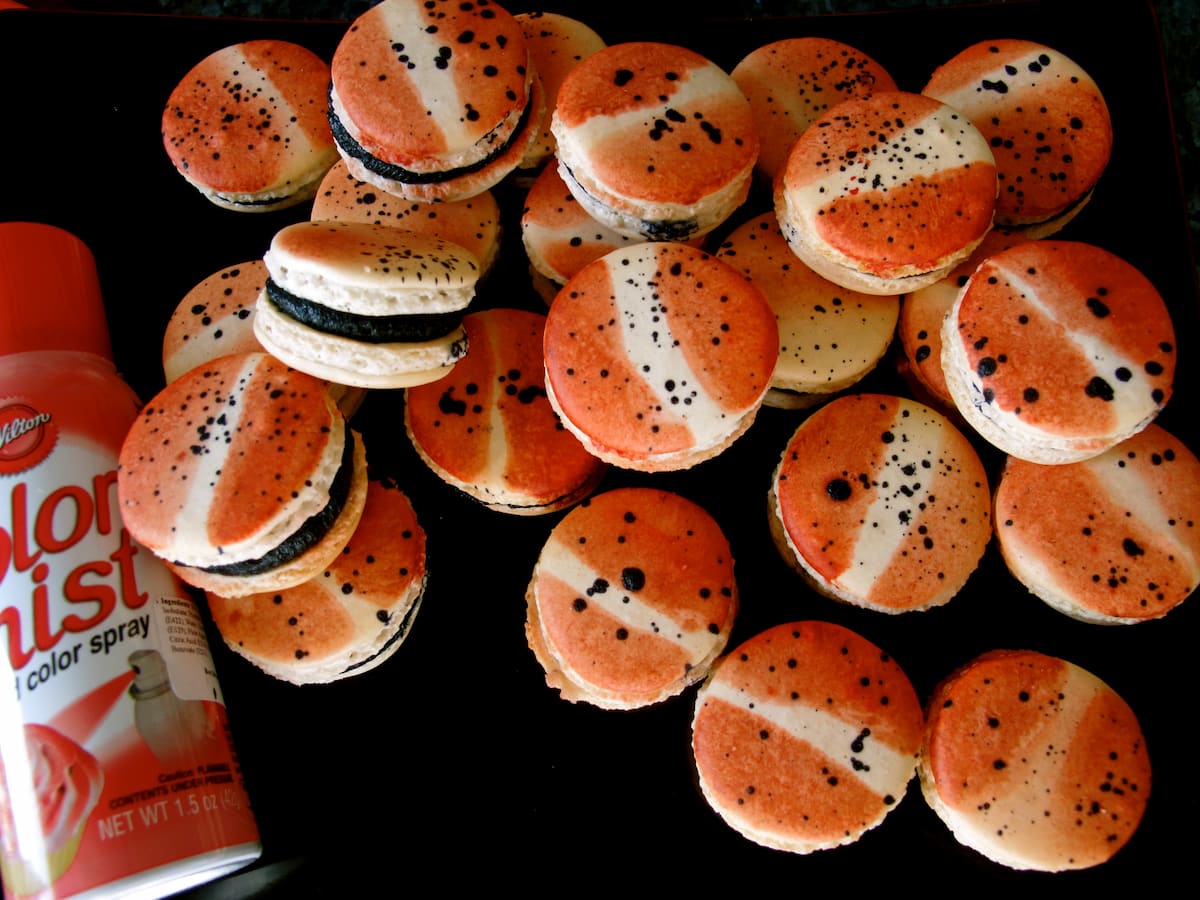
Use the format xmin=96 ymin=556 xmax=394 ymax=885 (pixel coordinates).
xmin=919 ymin=649 xmax=1150 ymax=871
xmin=692 ymin=621 xmax=923 ymax=853
xmin=162 ymin=260 xmax=266 ymax=383
xmin=526 ymin=487 xmax=738 ymax=709
xmin=543 ymin=242 xmax=777 ymax=471
xmin=776 ymin=91 xmax=996 ymax=284
xmin=995 ymin=423 xmax=1200 ymax=623
xmin=731 ymin=37 xmax=897 ymax=183
xmin=552 ymin=41 xmax=758 ymax=221
xmin=207 ymin=478 xmax=427 ymax=684
xmin=330 ymin=0 xmax=531 ymax=172
xmin=771 ymin=393 xmax=991 ymax=613
xmin=311 ymin=159 xmax=502 ymax=275
xmin=716 ymin=212 xmax=899 ymax=403
xmin=162 ymin=40 xmax=336 ymax=208
xmin=923 ymin=39 xmax=1112 ymax=231
xmin=404 ymin=307 xmax=606 ymax=513
xmin=941 ymin=241 xmax=1175 ymax=463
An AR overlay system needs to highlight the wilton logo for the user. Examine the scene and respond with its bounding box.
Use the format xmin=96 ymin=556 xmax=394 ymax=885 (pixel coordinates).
xmin=0 ymin=403 xmax=57 ymax=476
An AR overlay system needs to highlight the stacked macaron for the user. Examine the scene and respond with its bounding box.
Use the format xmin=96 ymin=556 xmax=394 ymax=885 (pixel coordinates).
xmin=253 ymin=220 xmax=478 ymax=389
xmin=328 ymin=0 xmax=541 ymax=203
xmin=118 ymin=352 xmax=368 ymax=598
xmin=162 ymin=260 xmax=268 ymax=384
xmin=162 ymin=39 xmax=338 ymax=211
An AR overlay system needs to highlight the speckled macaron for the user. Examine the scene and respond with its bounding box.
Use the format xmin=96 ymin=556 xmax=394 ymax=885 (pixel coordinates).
xmin=525 ymin=486 xmax=738 ymax=710
xmin=206 ymin=477 xmax=427 ymax=685
xmin=994 ymin=423 xmax=1200 ymax=624
xmin=775 ymin=90 xmax=997 ymax=295
xmin=896 ymin=227 xmax=1030 ymax=412
xmin=311 ymin=159 xmax=503 ymax=277
xmin=162 ymin=260 xmax=268 ymax=383
xmin=716 ymin=211 xmax=899 ymax=409
xmin=254 ymin=220 xmax=478 ymax=389
xmin=162 ymin=39 xmax=337 ymax=211
xmin=941 ymin=240 xmax=1176 ymax=464
xmin=519 ymin=162 xmax=638 ymax=302
xmin=919 ymin=649 xmax=1151 ymax=871
xmin=768 ymin=393 xmax=992 ymax=613
xmin=328 ymin=0 xmax=541 ymax=203
xmin=405 ymin=307 xmax=607 ymax=515
xmin=543 ymin=241 xmax=778 ymax=472
xmin=923 ymin=39 xmax=1112 ymax=238
xmin=551 ymin=41 xmax=759 ymax=241
xmin=118 ymin=352 xmax=369 ymax=598
xmin=691 ymin=620 xmax=924 ymax=854
xmin=514 ymin=10 xmax=607 ymax=173
xmin=731 ymin=37 xmax=897 ymax=184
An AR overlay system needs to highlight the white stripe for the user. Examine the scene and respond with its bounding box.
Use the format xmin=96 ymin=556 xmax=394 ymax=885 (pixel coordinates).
xmin=537 ymin=540 xmax=715 ymax=659
xmin=703 ymin=678 xmax=915 ymax=798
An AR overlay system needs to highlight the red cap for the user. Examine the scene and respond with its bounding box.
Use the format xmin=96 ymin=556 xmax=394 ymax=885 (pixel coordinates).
xmin=0 ymin=221 xmax=113 ymax=360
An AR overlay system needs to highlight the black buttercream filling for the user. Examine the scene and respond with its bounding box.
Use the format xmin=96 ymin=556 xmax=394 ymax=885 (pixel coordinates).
xmin=558 ymin=161 xmax=699 ymax=241
xmin=195 ymin=428 xmax=356 ymax=578
xmin=266 ymin=280 xmax=464 ymax=344
xmin=328 ymin=85 xmax=534 ymax=186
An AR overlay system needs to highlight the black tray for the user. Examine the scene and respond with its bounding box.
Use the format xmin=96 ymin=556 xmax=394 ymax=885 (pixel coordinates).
xmin=2 ymin=0 xmax=1195 ymax=893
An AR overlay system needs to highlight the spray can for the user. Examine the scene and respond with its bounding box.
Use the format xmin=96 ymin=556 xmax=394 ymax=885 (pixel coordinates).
xmin=0 ymin=222 xmax=261 ymax=898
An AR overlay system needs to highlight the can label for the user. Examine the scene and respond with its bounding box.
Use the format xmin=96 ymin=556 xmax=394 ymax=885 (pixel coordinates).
xmin=0 ymin=383 xmax=259 ymax=899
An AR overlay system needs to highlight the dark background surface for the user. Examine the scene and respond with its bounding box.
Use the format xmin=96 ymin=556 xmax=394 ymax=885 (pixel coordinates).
xmin=1 ymin=0 xmax=1197 ymax=896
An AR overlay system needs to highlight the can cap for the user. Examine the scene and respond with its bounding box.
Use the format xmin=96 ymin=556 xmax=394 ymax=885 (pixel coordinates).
xmin=0 ymin=221 xmax=113 ymax=360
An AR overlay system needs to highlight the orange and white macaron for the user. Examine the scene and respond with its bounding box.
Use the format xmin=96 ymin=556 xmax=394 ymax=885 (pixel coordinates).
xmin=328 ymin=0 xmax=541 ymax=203
xmin=162 ymin=260 xmax=268 ymax=384
xmin=716 ymin=211 xmax=899 ymax=409
xmin=768 ymin=393 xmax=992 ymax=614
xmin=775 ymin=90 xmax=997 ymax=295
xmin=405 ymin=307 xmax=607 ymax=515
xmin=731 ymin=37 xmax=897 ymax=184
xmin=543 ymin=241 xmax=778 ymax=472
xmin=525 ymin=486 xmax=738 ymax=709
xmin=941 ymin=240 xmax=1176 ymax=464
xmin=551 ymin=41 xmax=759 ymax=241
xmin=994 ymin=423 xmax=1200 ymax=624
xmin=919 ymin=649 xmax=1151 ymax=871
xmin=311 ymin=159 xmax=503 ymax=277
xmin=923 ymin=39 xmax=1112 ymax=238
xmin=207 ymin=478 xmax=428 ymax=684
xmin=162 ymin=40 xmax=337 ymax=211
xmin=691 ymin=620 xmax=924 ymax=853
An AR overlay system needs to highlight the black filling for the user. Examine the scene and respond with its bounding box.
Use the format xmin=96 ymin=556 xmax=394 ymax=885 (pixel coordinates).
xmin=328 ymin=85 xmax=534 ymax=186
xmin=339 ymin=593 xmax=421 ymax=675
xmin=558 ymin=161 xmax=699 ymax=241
xmin=266 ymin=280 xmax=464 ymax=344
xmin=195 ymin=428 xmax=356 ymax=577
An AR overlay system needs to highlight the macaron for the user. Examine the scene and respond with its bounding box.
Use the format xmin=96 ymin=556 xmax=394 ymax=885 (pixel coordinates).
xmin=919 ymin=649 xmax=1151 ymax=871
xmin=691 ymin=621 xmax=924 ymax=854
xmin=715 ymin=211 xmax=899 ymax=409
xmin=731 ymin=37 xmax=897 ymax=184
xmin=774 ymin=90 xmax=997 ymax=295
xmin=524 ymin=486 xmax=738 ymax=710
xmin=514 ymin=11 xmax=607 ymax=173
xmin=551 ymin=41 xmax=759 ymax=241
xmin=206 ymin=477 xmax=427 ymax=684
xmin=253 ymin=220 xmax=478 ymax=389
xmin=404 ymin=307 xmax=607 ymax=515
xmin=896 ymin=227 xmax=1030 ymax=412
xmin=923 ymin=39 xmax=1112 ymax=238
xmin=162 ymin=260 xmax=268 ymax=383
xmin=519 ymin=162 xmax=638 ymax=303
xmin=940 ymin=240 xmax=1176 ymax=463
xmin=328 ymin=0 xmax=541 ymax=203
xmin=768 ymin=393 xmax=992 ymax=613
xmin=310 ymin=159 xmax=503 ymax=278
xmin=542 ymin=242 xmax=778 ymax=472
xmin=994 ymin=423 xmax=1200 ymax=624
xmin=162 ymin=39 xmax=337 ymax=211
xmin=117 ymin=352 xmax=369 ymax=598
